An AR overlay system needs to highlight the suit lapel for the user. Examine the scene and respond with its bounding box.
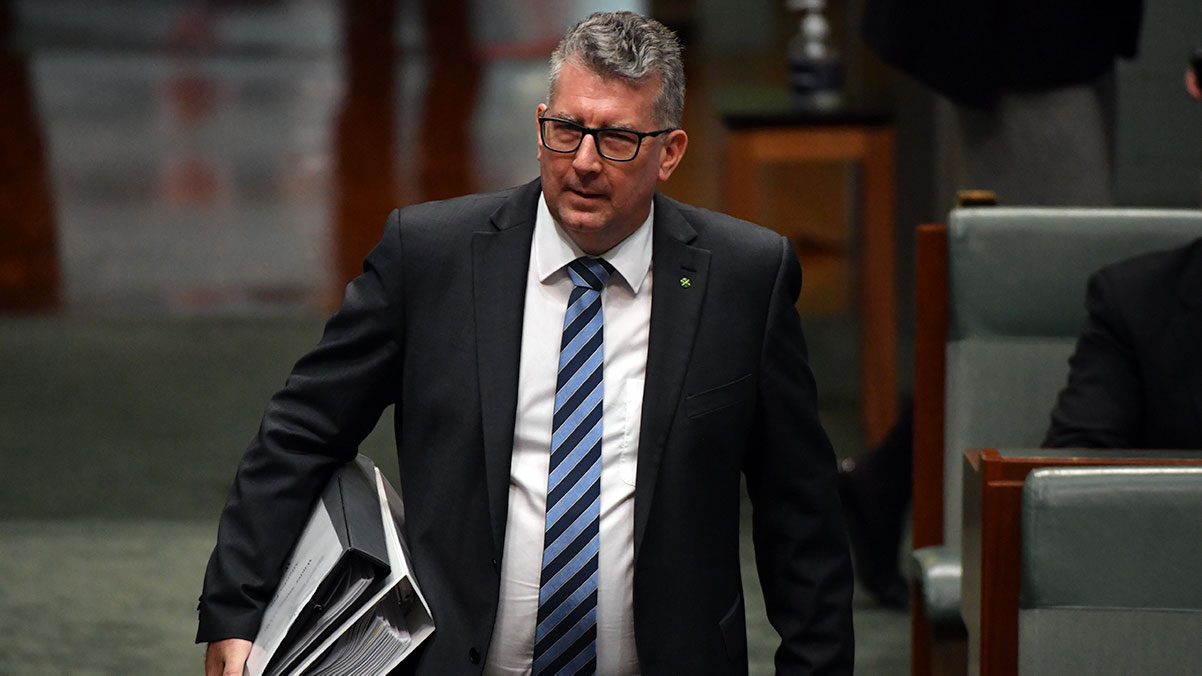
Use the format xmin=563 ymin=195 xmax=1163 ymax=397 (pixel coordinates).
xmin=634 ymin=195 xmax=711 ymax=560
xmin=473 ymin=180 xmax=539 ymax=560
xmin=1173 ymin=242 xmax=1202 ymax=443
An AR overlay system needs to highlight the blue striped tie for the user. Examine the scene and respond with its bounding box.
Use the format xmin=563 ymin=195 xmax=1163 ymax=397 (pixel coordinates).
xmin=533 ymin=257 xmax=613 ymax=676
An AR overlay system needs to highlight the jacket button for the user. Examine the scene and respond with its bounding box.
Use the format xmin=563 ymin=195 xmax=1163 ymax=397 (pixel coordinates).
xmin=468 ymin=647 xmax=481 ymax=664
xmin=491 ymin=558 xmax=499 ymax=570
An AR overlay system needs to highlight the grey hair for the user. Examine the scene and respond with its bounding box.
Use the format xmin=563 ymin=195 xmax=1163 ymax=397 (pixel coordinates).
xmin=548 ymin=11 xmax=685 ymax=128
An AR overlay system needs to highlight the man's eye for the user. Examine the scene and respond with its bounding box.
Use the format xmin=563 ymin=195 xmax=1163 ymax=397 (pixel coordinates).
xmin=599 ymin=132 xmax=638 ymax=151
xmin=549 ymin=123 xmax=581 ymax=140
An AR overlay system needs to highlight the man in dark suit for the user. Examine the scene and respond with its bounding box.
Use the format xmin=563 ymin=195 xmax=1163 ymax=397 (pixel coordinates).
xmin=199 ymin=11 xmax=853 ymax=675
xmin=1045 ymin=237 xmax=1202 ymax=449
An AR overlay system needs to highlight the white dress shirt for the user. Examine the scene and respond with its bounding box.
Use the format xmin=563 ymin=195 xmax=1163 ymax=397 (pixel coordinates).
xmin=484 ymin=193 xmax=652 ymax=675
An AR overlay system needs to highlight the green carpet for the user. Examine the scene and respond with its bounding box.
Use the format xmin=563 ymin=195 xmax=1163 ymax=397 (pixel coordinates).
xmin=0 ymin=520 xmax=212 ymax=674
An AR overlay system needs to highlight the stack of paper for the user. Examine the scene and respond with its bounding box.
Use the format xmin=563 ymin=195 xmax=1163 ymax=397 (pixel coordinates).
xmin=307 ymin=587 xmax=413 ymax=674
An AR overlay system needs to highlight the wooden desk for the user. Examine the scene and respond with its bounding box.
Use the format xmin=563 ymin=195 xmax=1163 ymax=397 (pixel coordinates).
xmin=722 ymin=108 xmax=897 ymax=445
xmin=961 ymin=448 xmax=1202 ymax=676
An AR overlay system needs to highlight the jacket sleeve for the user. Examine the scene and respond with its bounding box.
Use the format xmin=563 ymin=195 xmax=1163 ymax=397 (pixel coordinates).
xmin=1043 ymin=268 xmax=1142 ymax=449
xmin=196 ymin=210 xmax=406 ymax=642
xmin=745 ymin=235 xmax=855 ymax=673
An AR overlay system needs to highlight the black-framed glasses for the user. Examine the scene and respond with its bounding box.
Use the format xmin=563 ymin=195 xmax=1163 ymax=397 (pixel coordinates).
xmin=539 ymin=116 xmax=675 ymax=162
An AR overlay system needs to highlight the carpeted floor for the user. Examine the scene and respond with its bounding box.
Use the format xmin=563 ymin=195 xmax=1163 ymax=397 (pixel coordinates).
xmin=0 ymin=317 xmax=908 ymax=674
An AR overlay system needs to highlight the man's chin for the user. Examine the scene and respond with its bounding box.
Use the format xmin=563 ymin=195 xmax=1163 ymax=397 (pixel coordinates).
xmin=557 ymin=217 xmax=614 ymax=253
xmin=558 ymin=210 xmax=608 ymax=235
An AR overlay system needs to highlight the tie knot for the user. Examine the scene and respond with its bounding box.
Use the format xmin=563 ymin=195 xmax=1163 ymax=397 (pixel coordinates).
xmin=566 ymin=257 xmax=614 ymax=291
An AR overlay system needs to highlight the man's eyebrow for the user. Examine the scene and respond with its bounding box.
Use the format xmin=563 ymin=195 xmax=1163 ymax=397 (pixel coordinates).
xmin=600 ymin=123 xmax=640 ymax=133
xmin=546 ymin=111 xmax=581 ymax=124
xmin=545 ymin=112 xmax=640 ymax=132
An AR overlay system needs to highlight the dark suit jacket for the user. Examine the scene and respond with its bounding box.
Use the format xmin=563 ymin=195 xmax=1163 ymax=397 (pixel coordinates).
xmin=197 ymin=178 xmax=854 ymax=674
xmin=862 ymin=0 xmax=1143 ymax=109
xmin=1045 ymin=237 xmax=1202 ymax=449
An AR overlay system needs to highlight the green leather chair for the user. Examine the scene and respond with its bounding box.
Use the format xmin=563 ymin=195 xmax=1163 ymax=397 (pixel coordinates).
xmin=909 ymin=207 xmax=1202 ymax=672
xmin=1019 ymin=466 xmax=1202 ymax=675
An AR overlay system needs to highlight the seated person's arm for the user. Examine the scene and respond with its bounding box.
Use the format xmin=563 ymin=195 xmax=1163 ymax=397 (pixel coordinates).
xmin=1044 ymin=269 xmax=1143 ymax=448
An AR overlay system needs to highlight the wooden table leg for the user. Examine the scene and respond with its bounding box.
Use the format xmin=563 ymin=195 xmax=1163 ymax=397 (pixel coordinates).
xmin=858 ymin=128 xmax=898 ymax=447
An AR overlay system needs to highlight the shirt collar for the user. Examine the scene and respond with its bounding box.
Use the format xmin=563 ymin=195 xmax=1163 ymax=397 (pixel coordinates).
xmin=533 ymin=191 xmax=653 ymax=293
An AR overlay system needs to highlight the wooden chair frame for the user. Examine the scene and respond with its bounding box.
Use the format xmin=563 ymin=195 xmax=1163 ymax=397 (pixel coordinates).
xmin=911 ymin=223 xmax=960 ymax=675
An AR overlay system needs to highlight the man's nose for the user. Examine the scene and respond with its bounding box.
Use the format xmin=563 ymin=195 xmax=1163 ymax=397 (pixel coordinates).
xmin=572 ymin=133 xmax=604 ymax=172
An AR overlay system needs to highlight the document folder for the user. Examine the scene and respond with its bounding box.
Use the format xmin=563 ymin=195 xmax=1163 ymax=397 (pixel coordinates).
xmin=246 ymin=455 xmax=434 ymax=675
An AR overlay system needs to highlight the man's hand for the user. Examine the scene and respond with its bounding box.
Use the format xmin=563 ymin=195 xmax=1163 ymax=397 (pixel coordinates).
xmin=205 ymin=638 xmax=252 ymax=676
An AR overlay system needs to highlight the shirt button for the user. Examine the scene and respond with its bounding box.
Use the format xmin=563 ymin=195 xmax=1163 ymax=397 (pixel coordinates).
xmin=468 ymin=647 xmax=481 ymax=664
xmin=491 ymin=558 xmax=499 ymax=570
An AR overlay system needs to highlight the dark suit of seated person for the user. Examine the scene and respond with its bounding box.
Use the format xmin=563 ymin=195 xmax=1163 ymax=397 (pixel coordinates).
xmin=1044 ymin=237 xmax=1202 ymax=449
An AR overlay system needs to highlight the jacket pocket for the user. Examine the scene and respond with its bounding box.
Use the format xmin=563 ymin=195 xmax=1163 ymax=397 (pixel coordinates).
xmin=685 ymin=374 xmax=753 ymax=420
xmin=718 ymin=591 xmax=747 ymax=662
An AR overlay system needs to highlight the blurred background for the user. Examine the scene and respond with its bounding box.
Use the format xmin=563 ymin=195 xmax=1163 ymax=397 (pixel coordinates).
xmin=1 ymin=0 xmax=1199 ymax=673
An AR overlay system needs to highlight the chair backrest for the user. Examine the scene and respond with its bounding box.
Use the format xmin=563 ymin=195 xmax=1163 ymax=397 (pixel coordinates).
xmin=1018 ymin=466 xmax=1202 ymax=675
xmin=939 ymin=207 xmax=1202 ymax=543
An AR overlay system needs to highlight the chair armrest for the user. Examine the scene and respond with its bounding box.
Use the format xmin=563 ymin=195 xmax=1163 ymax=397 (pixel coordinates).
xmin=909 ymin=545 xmax=963 ymax=624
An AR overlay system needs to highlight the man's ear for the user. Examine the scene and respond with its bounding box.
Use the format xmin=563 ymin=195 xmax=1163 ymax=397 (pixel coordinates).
xmin=535 ymin=104 xmax=548 ymax=160
xmin=656 ymin=129 xmax=688 ymax=182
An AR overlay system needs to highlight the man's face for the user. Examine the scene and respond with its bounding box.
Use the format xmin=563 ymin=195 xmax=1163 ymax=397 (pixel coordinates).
xmin=537 ymin=60 xmax=687 ymax=255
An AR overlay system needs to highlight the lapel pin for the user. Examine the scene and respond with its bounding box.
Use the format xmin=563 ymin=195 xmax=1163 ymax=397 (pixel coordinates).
xmin=679 ymin=277 xmax=691 ymax=288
